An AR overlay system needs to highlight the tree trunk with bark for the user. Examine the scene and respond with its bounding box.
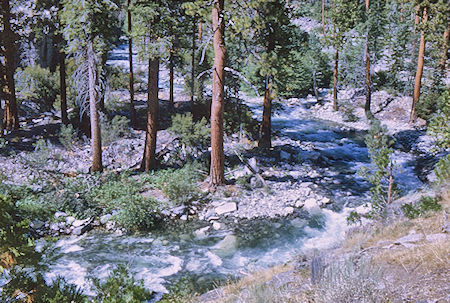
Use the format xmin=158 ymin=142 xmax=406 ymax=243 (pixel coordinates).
xmin=333 ymin=46 xmax=339 ymax=111
xmin=259 ymin=27 xmax=275 ymax=149
xmin=1 ymin=0 xmax=19 ymax=131
xmin=59 ymin=50 xmax=68 ymax=125
xmin=410 ymin=6 xmax=427 ymax=123
xmin=141 ymin=57 xmax=159 ymax=172
xmin=439 ymin=28 xmax=449 ymax=73
xmin=209 ymin=0 xmax=226 ymax=186
xmin=411 ymin=5 xmax=420 ymax=58
xmin=191 ymin=18 xmax=196 ymax=107
xmin=87 ymin=41 xmax=103 ymax=172
xmin=322 ymin=0 xmax=327 ymax=36
xmin=364 ymin=0 xmax=373 ymax=120
xmin=169 ymin=49 xmax=174 ymax=111
xmin=128 ymin=0 xmax=136 ymax=127
xmin=259 ymin=75 xmax=273 ymax=148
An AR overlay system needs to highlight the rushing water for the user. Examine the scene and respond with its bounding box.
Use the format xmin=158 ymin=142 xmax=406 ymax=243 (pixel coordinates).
xmin=39 ymin=98 xmax=423 ymax=297
xmin=38 ymin=46 xmax=424 ymax=297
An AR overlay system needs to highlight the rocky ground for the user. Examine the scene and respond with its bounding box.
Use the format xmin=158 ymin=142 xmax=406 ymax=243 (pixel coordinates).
xmin=0 ymin=86 xmax=442 ymax=239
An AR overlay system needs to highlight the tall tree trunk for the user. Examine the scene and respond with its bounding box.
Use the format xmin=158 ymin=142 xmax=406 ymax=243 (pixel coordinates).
xmin=364 ymin=0 xmax=373 ymax=120
xmin=98 ymin=53 xmax=107 ymax=112
xmin=59 ymin=50 xmax=68 ymax=125
xmin=169 ymin=48 xmax=174 ymax=111
xmin=312 ymin=70 xmax=319 ymax=102
xmin=322 ymin=0 xmax=327 ymax=37
xmin=87 ymin=41 xmax=103 ymax=172
xmin=411 ymin=5 xmax=420 ymax=58
xmin=333 ymin=47 xmax=339 ymax=111
xmin=141 ymin=57 xmax=159 ymax=172
xmin=127 ymin=0 xmax=136 ymax=127
xmin=191 ymin=18 xmax=196 ymax=107
xmin=439 ymin=28 xmax=449 ymax=73
xmin=210 ymin=0 xmax=226 ymax=186
xmin=259 ymin=28 xmax=275 ymax=149
xmin=410 ymin=6 xmax=427 ymax=123
xmin=1 ymin=0 xmax=19 ymax=131
xmin=259 ymin=75 xmax=273 ymax=148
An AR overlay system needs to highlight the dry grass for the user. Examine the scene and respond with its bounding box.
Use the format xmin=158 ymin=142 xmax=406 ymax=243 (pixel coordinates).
xmin=193 ymin=186 xmax=450 ymax=303
xmin=376 ymin=240 xmax=449 ymax=273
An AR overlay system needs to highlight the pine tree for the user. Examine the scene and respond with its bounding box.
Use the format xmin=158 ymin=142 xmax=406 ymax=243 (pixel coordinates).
xmin=209 ymin=0 xmax=226 ymax=185
xmin=1 ymin=0 xmax=19 ymax=131
xmin=60 ymin=0 xmax=120 ymax=172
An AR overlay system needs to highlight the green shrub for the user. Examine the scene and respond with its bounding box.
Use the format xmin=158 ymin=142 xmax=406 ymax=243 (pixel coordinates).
xmin=169 ymin=113 xmax=210 ymax=150
xmin=151 ymin=163 xmax=204 ymax=205
xmin=341 ymin=102 xmax=359 ymax=122
xmin=15 ymin=65 xmax=59 ymax=112
xmin=101 ymin=115 xmax=130 ymax=145
xmin=59 ymin=124 xmax=79 ymax=150
xmin=401 ymin=196 xmax=442 ymax=219
xmin=16 ymin=194 xmax=56 ymax=221
xmin=361 ymin=120 xmax=397 ymax=217
xmin=92 ymin=265 xmax=153 ymax=303
xmin=89 ymin=172 xmax=162 ymax=230
xmin=346 ymin=210 xmax=362 ymax=225
xmin=0 ymin=271 xmax=86 ymax=303
xmin=108 ymin=67 xmax=129 ymax=91
xmin=224 ymin=98 xmax=259 ymax=137
xmin=435 ymin=154 xmax=450 ymax=185
xmin=427 ymin=89 xmax=449 ymax=150
xmin=0 ymin=194 xmax=35 ymax=270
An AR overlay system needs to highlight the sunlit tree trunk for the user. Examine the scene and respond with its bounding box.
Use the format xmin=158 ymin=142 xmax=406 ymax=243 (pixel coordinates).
xmin=322 ymin=0 xmax=327 ymax=36
xmin=439 ymin=28 xmax=449 ymax=73
xmin=411 ymin=5 xmax=420 ymax=58
xmin=259 ymin=28 xmax=275 ymax=149
xmin=1 ymin=0 xmax=19 ymax=131
xmin=410 ymin=6 xmax=427 ymax=123
xmin=128 ymin=0 xmax=136 ymax=127
xmin=333 ymin=46 xmax=339 ymax=111
xmin=141 ymin=57 xmax=159 ymax=171
xmin=87 ymin=41 xmax=103 ymax=172
xmin=209 ymin=0 xmax=226 ymax=186
xmin=259 ymin=76 xmax=273 ymax=148
xmin=364 ymin=0 xmax=373 ymax=120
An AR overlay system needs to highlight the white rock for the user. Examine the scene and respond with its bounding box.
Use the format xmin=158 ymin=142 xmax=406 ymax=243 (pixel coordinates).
xmin=100 ymin=214 xmax=112 ymax=225
xmin=394 ymin=232 xmax=423 ymax=245
xmin=66 ymin=216 xmax=76 ymax=225
xmin=72 ymin=218 xmax=89 ymax=228
xmin=284 ymin=207 xmax=294 ymax=214
xmin=55 ymin=211 xmax=67 ymax=218
xmin=295 ymin=200 xmax=304 ymax=208
xmin=194 ymin=226 xmax=210 ymax=239
xmin=212 ymin=221 xmax=222 ymax=230
xmin=425 ymin=233 xmax=447 ymax=242
xmin=215 ymin=202 xmax=237 ymax=215
xmin=213 ymin=234 xmax=238 ymax=257
xmin=304 ymin=198 xmax=318 ymax=209
xmin=322 ymin=197 xmax=331 ymax=204
xmin=180 ymin=215 xmax=188 ymax=221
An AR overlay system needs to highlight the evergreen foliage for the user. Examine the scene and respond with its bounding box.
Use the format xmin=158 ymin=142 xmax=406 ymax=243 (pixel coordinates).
xmin=361 ymin=120 xmax=397 ymax=216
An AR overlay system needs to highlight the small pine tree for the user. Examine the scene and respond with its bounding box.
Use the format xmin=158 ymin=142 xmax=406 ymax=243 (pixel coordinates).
xmin=362 ymin=120 xmax=397 ymax=216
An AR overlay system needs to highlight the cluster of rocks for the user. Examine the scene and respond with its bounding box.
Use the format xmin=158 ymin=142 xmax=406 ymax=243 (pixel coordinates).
xmin=31 ymin=211 xmax=126 ymax=237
